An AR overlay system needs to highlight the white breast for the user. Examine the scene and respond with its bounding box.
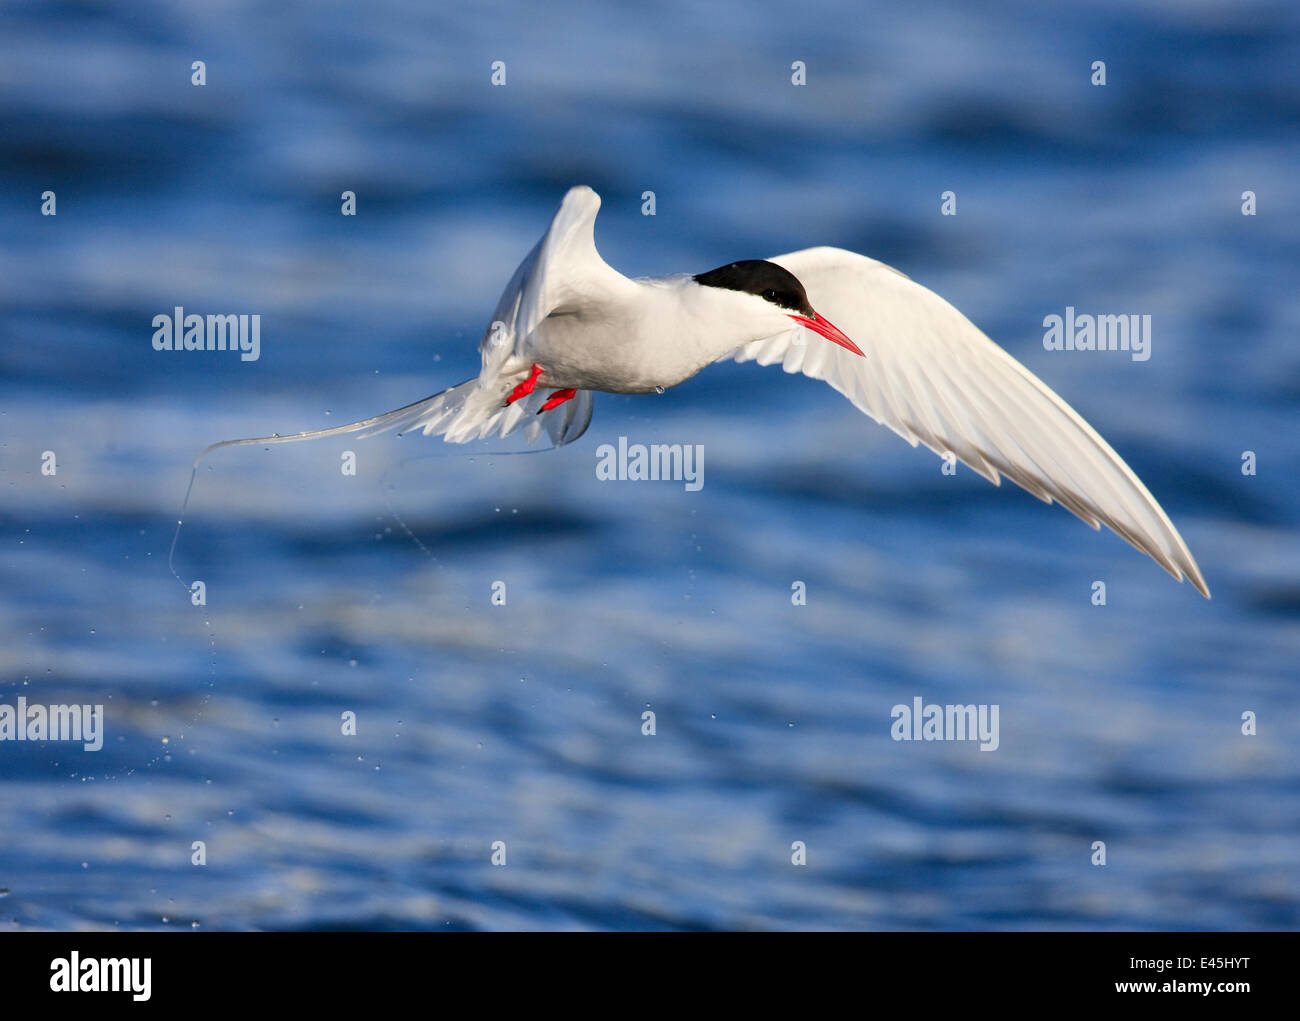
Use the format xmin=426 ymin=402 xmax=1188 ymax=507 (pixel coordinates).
xmin=528 ymin=275 xmax=738 ymax=394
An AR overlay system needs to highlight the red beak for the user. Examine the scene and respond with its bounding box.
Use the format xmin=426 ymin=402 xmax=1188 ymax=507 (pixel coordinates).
xmin=788 ymin=312 xmax=864 ymax=356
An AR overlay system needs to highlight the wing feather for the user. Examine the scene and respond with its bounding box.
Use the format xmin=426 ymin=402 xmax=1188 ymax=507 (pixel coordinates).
xmin=727 ymin=246 xmax=1208 ymax=596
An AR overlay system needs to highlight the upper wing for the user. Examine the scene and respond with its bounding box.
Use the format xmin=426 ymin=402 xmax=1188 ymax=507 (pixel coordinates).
xmin=727 ymin=246 xmax=1208 ymax=596
xmin=343 ymin=187 xmax=604 ymax=448
xmin=436 ymin=184 xmax=610 ymax=448
xmin=482 ymin=185 xmax=620 ymax=362
xmin=189 ymin=190 xmax=606 ymax=475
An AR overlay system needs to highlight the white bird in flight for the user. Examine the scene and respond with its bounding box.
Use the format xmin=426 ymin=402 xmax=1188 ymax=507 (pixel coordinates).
xmin=202 ymin=185 xmax=1209 ymax=597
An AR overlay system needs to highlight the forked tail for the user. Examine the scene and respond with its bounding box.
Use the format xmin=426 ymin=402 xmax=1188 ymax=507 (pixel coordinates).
xmin=168 ymin=378 xmax=593 ymax=584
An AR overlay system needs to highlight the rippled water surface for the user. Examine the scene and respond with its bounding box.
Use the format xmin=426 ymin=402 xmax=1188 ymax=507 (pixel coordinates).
xmin=1 ymin=0 xmax=1298 ymax=930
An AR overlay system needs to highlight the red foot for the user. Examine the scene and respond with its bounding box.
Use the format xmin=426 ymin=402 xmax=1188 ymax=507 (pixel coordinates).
xmin=538 ymin=388 xmax=577 ymax=413
xmin=505 ymin=363 xmax=544 ymax=405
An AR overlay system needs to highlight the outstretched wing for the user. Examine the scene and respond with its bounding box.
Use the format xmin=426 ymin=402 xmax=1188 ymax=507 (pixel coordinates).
xmin=482 ymin=185 xmax=622 ymax=362
xmin=726 ymin=246 xmax=1208 ymax=597
xmin=193 ymin=189 xmax=608 ymax=464
xmin=417 ymin=186 xmax=604 ymax=446
xmin=416 ymin=184 xmax=613 ymax=447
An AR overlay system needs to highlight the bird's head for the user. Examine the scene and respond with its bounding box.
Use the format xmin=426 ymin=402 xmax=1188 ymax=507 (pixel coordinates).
xmin=692 ymin=260 xmax=864 ymax=355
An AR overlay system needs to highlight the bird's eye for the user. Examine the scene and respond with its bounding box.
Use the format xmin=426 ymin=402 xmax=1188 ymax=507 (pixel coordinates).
xmin=763 ymin=289 xmax=778 ymax=301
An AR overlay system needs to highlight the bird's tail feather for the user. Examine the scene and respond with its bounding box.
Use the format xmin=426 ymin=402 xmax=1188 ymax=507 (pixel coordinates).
xmin=186 ymin=379 xmax=484 ymax=469
xmin=188 ymin=375 xmax=593 ymax=471
xmin=170 ymin=377 xmax=595 ymax=585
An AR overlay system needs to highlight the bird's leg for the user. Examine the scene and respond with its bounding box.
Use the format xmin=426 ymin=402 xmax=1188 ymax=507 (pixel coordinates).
xmin=505 ymin=363 xmax=545 ymax=405
xmin=537 ymin=388 xmax=577 ymax=413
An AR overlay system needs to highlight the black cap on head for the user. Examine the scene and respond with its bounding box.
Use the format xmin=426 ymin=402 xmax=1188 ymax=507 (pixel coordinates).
xmin=693 ymin=260 xmax=815 ymax=317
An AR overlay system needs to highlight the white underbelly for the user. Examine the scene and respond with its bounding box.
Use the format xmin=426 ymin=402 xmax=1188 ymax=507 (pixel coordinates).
xmin=528 ymin=314 xmax=709 ymax=394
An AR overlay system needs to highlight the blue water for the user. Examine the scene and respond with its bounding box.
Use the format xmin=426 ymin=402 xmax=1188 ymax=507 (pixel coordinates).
xmin=1 ymin=0 xmax=1298 ymax=930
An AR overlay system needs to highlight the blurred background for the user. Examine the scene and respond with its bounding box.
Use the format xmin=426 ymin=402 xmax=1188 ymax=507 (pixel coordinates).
xmin=0 ymin=0 xmax=1298 ymax=930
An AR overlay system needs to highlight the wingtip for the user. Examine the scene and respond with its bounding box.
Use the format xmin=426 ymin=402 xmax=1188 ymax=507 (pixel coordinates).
xmin=565 ymin=184 xmax=600 ymax=205
xmin=1176 ymin=549 xmax=1211 ymax=599
xmin=1171 ymin=559 xmax=1211 ymax=599
xmin=1158 ymin=552 xmax=1210 ymax=599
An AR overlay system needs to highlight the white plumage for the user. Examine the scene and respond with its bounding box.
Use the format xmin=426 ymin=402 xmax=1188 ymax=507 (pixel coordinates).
xmin=199 ymin=185 xmax=1208 ymax=596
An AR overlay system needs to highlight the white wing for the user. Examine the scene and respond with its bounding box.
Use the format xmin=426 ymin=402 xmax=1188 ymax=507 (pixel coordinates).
xmin=483 ymin=185 xmax=621 ymax=361
xmin=190 ymin=190 xmax=608 ymax=463
xmin=424 ymin=184 xmax=613 ymax=446
xmin=404 ymin=186 xmax=604 ymax=446
xmin=728 ymin=246 xmax=1208 ymax=597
